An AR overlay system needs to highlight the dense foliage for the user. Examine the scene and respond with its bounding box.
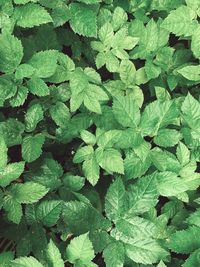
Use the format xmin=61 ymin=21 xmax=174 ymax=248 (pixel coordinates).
xmin=1 ymin=0 xmax=200 ymax=266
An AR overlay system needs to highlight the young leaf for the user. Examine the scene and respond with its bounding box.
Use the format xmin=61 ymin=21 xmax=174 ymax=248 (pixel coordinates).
xmin=27 ymin=78 xmax=50 ymax=97
xmin=178 ymin=65 xmax=200 ymax=81
xmin=3 ymin=195 xmax=23 ymax=224
xmin=126 ymin=238 xmax=168 ymax=265
xmin=66 ymin=233 xmax=95 ymax=264
xmin=22 ymin=134 xmax=45 ymax=162
xmin=25 ymin=103 xmax=44 ymax=132
xmin=0 ymin=33 xmax=23 ymax=73
xmin=168 ymin=226 xmax=200 ymax=253
xmin=0 ymin=135 xmax=7 ymax=170
xmin=103 ymin=241 xmax=125 ymax=267
xmin=36 ymin=200 xmax=62 ymax=227
xmin=46 ymin=240 xmax=64 ymax=267
xmin=10 ymin=182 xmax=49 ymax=204
xmin=0 ymin=251 xmax=14 ymax=267
xmin=69 ymin=3 xmax=97 ymax=37
xmin=0 ymin=162 xmax=25 ymax=187
xmin=28 ymin=50 xmax=58 ymax=78
xmin=82 ymin=156 xmax=100 ymax=186
xmin=113 ymin=95 xmax=140 ymax=128
xmin=12 ymin=256 xmax=44 ymax=267
xmin=154 ymin=129 xmax=181 ymax=147
xmin=96 ymin=148 xmax=124 ymax=174
xmin=14 ymin=3 xmax=52 ymax=28
xmin=127 ymin=173 xmax=158 ymax=215
xmin=161 ymin=6 xmax=197 ymax=36
xmin=105 ymin=177 xmax=126 ymax=222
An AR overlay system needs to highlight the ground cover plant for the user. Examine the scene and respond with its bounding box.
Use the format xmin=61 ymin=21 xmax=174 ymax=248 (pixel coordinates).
xmin=1 ymin=0 xmax=200 ymax=266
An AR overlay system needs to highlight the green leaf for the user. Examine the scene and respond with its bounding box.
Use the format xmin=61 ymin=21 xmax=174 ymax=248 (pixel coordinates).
xmin=9 ymin=86 xmax=28 ymax=107
xmin=46 ymin=240 xmax=64 ymax=267
xmin=182 ymin=248 xmax=200 ymax=267
xmin=63 ymin=175 xmax=85 ymax=191
xmin=80 ymin=130 xmax=96 ymax=145
xmin=14 ymin=3 xmax=52 ymax=28
xmin=111 ymin=216 xmax=158 ymax=244
xmin=69 ymin=3 xmax=97 ymax=37
xmin=28 ymin=50 xmax=58 ymax=78
xmin=82 ymin=156 xmax=100 ymax=186
xmin=96 ymin=148 xmax=124 ymax=174
xmin=3 ymin=195 xmax=23 ymax=224
xmin=14 ymin=0 xmax=38 ymax=4
xmin=0 ymin=76 xmax=17 ymax=106
xmin=154 ymin=129 xmax=182 ymax=147
xmin=36 ymin=200 xmax=62 ymax=227
xmin=66 ymin=233 xmax=95 ymax=264
xmin=161 ymin=6 xmax=197 ymax=36
xmin=105 ymin=177 xmax=126 ymax=222
xmin=25 ymin=103 xmax=44 ymax=132
xmin=77 ymin=0 xmax=101 ymax=4
xmin=51 ymin=4 xmax=70 ymax=27
xmin=10 ymin=181 xmax=49 ymax=204
xmin=0 ymin=118 xmax=25 ymax=147
xmin=63 ymin=201 xmax=110 ymax=235
xmin=157 ymin=261 xmax=167 ymax=267
xmin=181 ymin=93 xmax=200 ymax=129
xmin=70 ymin=68 xmax=108 ymax=113
xmin=176 ymin=142 xmax=190 ymax=166
xmin=98 ymin=22 xmax=114 ymax=47
xmin=22 ymin=134 xmax=45 ymax=163
xmin=119 ymin=60 xmax=136 ymax=86
xmin=124 ymin=143 xmax=151 ymax=180
xmin=0 ymin=251 xmax=14 ymax=267
xmin=27 ymin=78 xmax=50 ymax=96
xmin=73 ymin=146 xmax=94 ymax=164
xmin=151 ymin=149 xmax=181 ymax=172
xmin=24 ymin=157 xmax=63 ymax=189
xmin=0 ymin=162 xmax=25 ymax=187
xmin=126 ymin=238 xmax=168 ymax=265
xmin=0 ymin=135 xmax=7 ymax=170
xmin=191 ymin=27 xmax=200 ymax=59
xmin=140 ymin=100 xmax=178 ymax=136
xmin=113 ymin=95 xmax=140 ymax=128
xmin=127 ymin=173 xmax=158 ymax=215
xmin=49 ymin=102 xmax=70 ymax=127
xmin=112 ymin=6 xmax=127 ymax=31
xmin=186 ymin=209 xmax=200 ymax=227
xmin=168 ymin=226 xmax=200 ymax=253
xmin=103 ymin=241 xmax=125 ymax=267
xmin=157 ymin=171 xmax=188 ymax=197
xmin=12 ymin=256 xmax=44 ymax=267
xmin=145 ymin=60 xmax=161 ymax=80
xmin=178 ymin=65 xmax=200 ymax=81
xmin=0 ymin=33 xmax=23 ymax=73
xmin=15 ymin=64 xmax=35 ymax=80
xmin=83 ymin=84 xmax=108 ymax=114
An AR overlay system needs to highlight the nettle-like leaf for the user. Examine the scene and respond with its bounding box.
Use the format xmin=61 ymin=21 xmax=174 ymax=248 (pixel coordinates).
xmin=25 ymin=103 xmax=44 ymax=132
xmin=66 ymin=233 xmax=95 ymax=265
xmin=70 ymin=67 xmax=108 ymax=114
xmin=1 ymin=1 xmax=200 ymax=266
xmin=9 ymin=181 xmax=49 ymax=204
xmin=22 ymin=134 xmax=45 ymax=162
xmin=28 ymin=50 xmax=58 ymax=78
xmin=12 ymin=256 xmax=44 ymax=267
xmin=46 ymin=240 xmax=64 ymax=267
xmin=69 ymin=3 xmax=97 ymax=37
xmin=161 ymin=5 xmax=197 ymax=36
xmin=14 ymin=3 xmax=52 ymax=28
xmin=0 ymin=33 xmax=23 ymax=73
xmin=0 ymin=162 xmax=25 ymax=187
